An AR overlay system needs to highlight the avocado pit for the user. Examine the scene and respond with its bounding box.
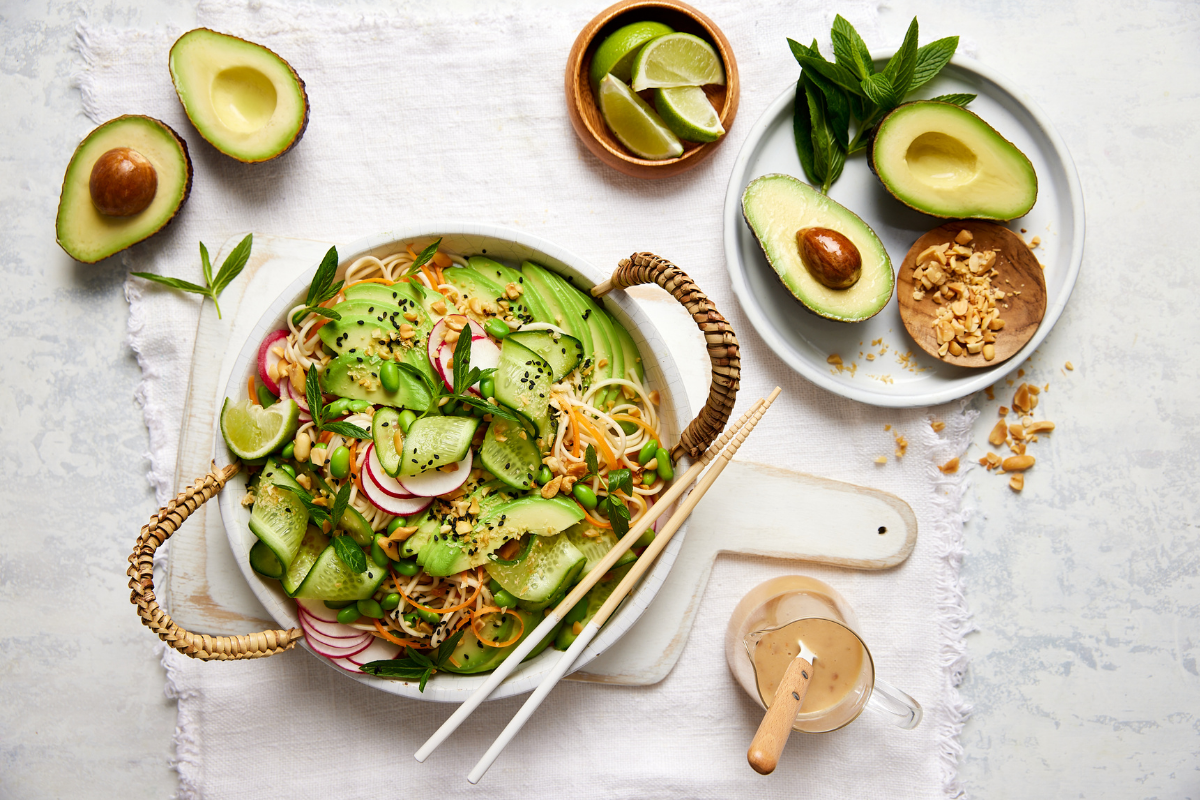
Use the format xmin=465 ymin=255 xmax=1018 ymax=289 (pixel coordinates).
xmin=89 ymin=147 xmax=158 ymax=217
xmin=797 ymin=226 xmax=862 ymax=289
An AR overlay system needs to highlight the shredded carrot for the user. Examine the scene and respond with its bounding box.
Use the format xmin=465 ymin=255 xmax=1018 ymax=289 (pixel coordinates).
xmin=347 ymin=440 xmax=358 ymax=477
xmin=247 ymin=376 xmax=257 ymax=403
xmin=420 ymin=263 xmax=438 ymax=289
xmin=577 ymin=415 xmax=617 ymax=469
xmin=305 ymin=318 xmax=330 ymax=342
xmin=346 ymin=277 xmax=395 ymax=288
xmin=611 ymin=413 xmax=661 ymax=446
xmin=471 ymin=606 xmax=524 ymax=648
xmin=580 ymin=504 xmax=613 ymax=529
xmin=406 ymin=245 xmax=418 ymax=260
xmin=318 ymin=430 xmax=334 ymax=444
xmin=431 ymin=251 xmax=452 ymax=269
xmin=371 ymin=619 xmax=424 ymax=647
xmin=565 ymin=404 xmax=582 ymax=457
xmin=353 ymin=471 xmax=367 ymax=500
xmin=397 ymin=568 xmax=484 ymax=614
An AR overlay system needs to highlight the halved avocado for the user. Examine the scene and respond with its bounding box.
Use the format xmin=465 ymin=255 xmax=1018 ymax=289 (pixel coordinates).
xmin=169 ymin=28 xmax=309 ymax=163
xmin=870 ymin=101 xmax=1037 ymax=221
xmin=742 ymin=174 xmax=893 ymax=323
xmin=56 ymin=115 xmax=193 ymax=264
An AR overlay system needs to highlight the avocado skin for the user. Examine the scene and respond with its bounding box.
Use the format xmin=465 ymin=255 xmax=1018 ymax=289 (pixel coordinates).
xmin=870 ymin=101 xmax=1038 ymax=221
xmin=169 ymin=28 xmax=310 ymax=163
xmin=55 ymin=115 xmax=193 ymax=264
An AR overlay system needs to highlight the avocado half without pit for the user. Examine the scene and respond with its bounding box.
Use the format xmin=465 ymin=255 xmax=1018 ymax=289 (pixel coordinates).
xmin=870 ymin=101 xmax=1037 ymax=222
xmin=169 ymin=28 xmax=309 ymax=163
xmin=742 ymin=174 xmax=894 ymax=323
xmin=55 ymin=115 xmax=193 ymax=263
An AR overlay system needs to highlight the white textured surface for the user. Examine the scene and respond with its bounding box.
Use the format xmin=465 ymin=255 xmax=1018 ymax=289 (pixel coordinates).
xmin=1 ymin=3 xmax=1197 ymax=800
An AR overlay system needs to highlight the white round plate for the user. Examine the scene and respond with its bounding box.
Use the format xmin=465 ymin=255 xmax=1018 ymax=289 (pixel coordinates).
xmin=214 ymin=222 xmax=691 ymax=702
xmin=723 ymin=53 xmax=1085 ymax=407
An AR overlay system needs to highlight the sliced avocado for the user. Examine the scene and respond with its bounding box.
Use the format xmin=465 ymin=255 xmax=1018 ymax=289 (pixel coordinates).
xmin=742 ymin=173 xmax=894 ymax=323
xmin=870 ymin=101 xmax=1037 ymax=221
xmin=422 ymin=497 xmax=584 ymax=577
xmin=169 ymin=28 xmax=309 ymax=163
xmin=321 ymin=354 xmax=431 ymax=410
xmin=56 ymin=115 xmax=193 ymax=263
xmin=607 ymin=309 xmax=645 ymax=382
xmin=442 ymin=267 xmax=505 ymax=314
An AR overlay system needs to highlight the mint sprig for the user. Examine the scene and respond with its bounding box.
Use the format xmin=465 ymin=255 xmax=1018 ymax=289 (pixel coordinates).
xmin=132 ymin=233 xmax=252 ymax=319
xmin=292 ymin=246 xmax=344 ymax=326
xmin=788 ymin=16 xmax=967 ymax=192
xmin=332 ymin=535 xmax=367 ymax=574
xmin=360 ymin=628 xmax=467 ymax=691
xmin=402 ymin=238 xmax=443 ymax=279
xmin=305 ymin=365 xmax=370 ymax=440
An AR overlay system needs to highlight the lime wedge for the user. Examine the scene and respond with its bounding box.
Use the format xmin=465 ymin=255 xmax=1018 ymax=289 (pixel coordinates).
xmin=221 ymin=397 xmax=299 ymax=460
xmin=655 ymin=86 xmax=724 ymax=143
xmin=590 ymin=21 xmax=674 ymax=88
xmin=597 ymin=74 xmax=683 ymax=161
xmin=630 ymin=32 xmax=725 ymax=91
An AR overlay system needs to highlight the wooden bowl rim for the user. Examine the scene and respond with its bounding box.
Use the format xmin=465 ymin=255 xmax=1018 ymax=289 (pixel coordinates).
xmin=566 ymin=0 xmax=740 ymax=177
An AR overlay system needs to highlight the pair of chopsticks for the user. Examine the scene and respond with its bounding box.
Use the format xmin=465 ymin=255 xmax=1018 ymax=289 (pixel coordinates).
xmin=414 ymin=386 xmax=782 ymax=782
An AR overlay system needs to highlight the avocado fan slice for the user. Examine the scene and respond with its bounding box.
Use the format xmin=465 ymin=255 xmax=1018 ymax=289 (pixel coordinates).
xmin=169 ymin=28 xmax=309 ymax=163
xmin=55 ymin=115 xmax=193 ymax=264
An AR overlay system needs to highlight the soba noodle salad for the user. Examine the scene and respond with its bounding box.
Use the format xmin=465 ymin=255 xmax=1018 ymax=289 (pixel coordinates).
xmin=221 ymin=241 xmax=674 ymax=683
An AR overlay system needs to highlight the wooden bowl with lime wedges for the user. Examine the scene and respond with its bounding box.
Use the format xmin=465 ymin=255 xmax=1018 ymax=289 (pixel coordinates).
xmin=566 ymin=0 xmax=739 ymax=180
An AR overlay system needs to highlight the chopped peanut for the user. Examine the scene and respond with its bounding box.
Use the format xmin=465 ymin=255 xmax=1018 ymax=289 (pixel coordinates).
xmin=1024 ymin=420 xmax=1055 ymax=434
xmin=1002 ymin=455 xmax=1035 ymax=471
xmin=988 ymin=419 xmax=1008 ymax=447
xmin=939 ymin=457 xmax=960 ymax=474
xmin=874 ymin=456 xmax=887 ymax=464
xmin=1065 ymin=361 xmax=1074 ymax=371
xmin=930 ymin=420 xmax=946 ymax=433
xmin=540 ymin=475 xmax=563 ymax=499
xmin=1009 ymin=474 xmax=1024 ymax=492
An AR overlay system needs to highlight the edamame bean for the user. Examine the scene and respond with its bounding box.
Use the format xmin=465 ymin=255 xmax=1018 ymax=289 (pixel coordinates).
xmin=555 ymin=599 xmax=589 ymax=650
xmin=279 ymin=463 xmax=296 ymax=478
xmin=257 ymin=384 xmax=277 ymax=408
xmin=399 ymin=409 xmax=417 ymax=433
xmin=370 ymin=537 xmax=390 ymax=568
xmin=489 ymin=579 xmax=504 ymax=594
xmin=619 ymin=420 xmax=638 ymax=436
xmin=655 ymin=448 xmax=673 ymax=481
xmin=537 ymin=466 xmax=553 ymax=486
xmin=480 ymin=377 xmax=495 ymax=400
xmin=572 ymin=484 xmax=598 ymax=510
xmin=337 ymin=605 xmax=362 ymax=624
xmin=325 ymin=398 xmax=351 ymax=418
xmin=492 ymin=588 xmax=519 ymax=608
xmin=380 ymin=361 xmax=400 ymax=393
xmin=329 ymin=445 xmax=351 ymax=479
xmin=348 ymin=399 xmax=371 ymax=412
xmin=357 ymin=598 xmax=384 ymax=619
xmin=403 ymin=612 xmax=422 ymax=627
xmin=483 ymin=318 xmax=510 ymax=340
xmin=416 ymin=608 xmax=441 ymax=625
xmin=381 ymin=593 xmax=401 ymax=611
xmin=387 ymin=518 xmax=404 ymax=535
xmin=642 ymin=471 xmax=657 ymax=486
xmin=324 ymin=599 xmax=354 ymax=609
xmin=636 ymin=529 xmax=655 ymax=548
xmin=393 ymin=558 xmax=419 ymax=577
xmin=281 ymin=441 xmax=295 ymax=460
xmin=638 ymin=439 xmax=659 ymax=464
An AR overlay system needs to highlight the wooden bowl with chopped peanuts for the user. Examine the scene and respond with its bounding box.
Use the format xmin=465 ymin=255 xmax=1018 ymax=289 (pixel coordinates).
xmin=896 ymin=220 xmax=1047 ymax=368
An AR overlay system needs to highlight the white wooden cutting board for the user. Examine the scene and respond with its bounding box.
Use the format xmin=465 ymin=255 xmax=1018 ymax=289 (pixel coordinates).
xmin=166 ymin=234 xmax=917 ymax=685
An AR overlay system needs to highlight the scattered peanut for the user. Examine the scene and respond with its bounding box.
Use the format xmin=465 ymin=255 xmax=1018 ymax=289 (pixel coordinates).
xmin=1065 ymin=361 xmax=1074 ymax=371
xmin=988 ymin=419 xmax=1008 ymax=447
xmin=1009 ymin=474 xmax=1024 ymax=492
xmin=939 ymin=457 xmax=960 ymax=474
xmin=430 ymin=299 xmax=447 ymax=315
xmin=294 ymin=431 xmax=312 ymax=462
xmin=540 ymin=475 xmax=563 ymax=499
xmin=930 ymin=420 xmax=946 ymax=433
xmin=1002 ymin=455 xmax=1035 ymax=472
xmin=874 ymin=456 xmax=888 ymax=464
xmin=915 ymin=233 xmax=1005 ymax=360
xmin=310 ymin=446 xmax=328 ymax=467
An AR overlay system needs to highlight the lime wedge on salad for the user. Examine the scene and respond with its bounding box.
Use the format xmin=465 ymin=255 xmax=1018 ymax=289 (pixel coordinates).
xmin=220 ymin=397 xmax=299 ymax=460
xmin=655 ymin=86 xmax=724 ymax=142
xmin=631 ymin=32 xmax=725 ymax=91
xmin=590 ymin=21 xmax=674 ymax=88
xmin=597 ymin=74 xmax=683 ymax=160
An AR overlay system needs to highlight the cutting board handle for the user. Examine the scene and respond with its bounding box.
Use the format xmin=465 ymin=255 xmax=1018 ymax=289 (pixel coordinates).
xmin=127 ymin=461 xmax=303 ymax=660
xmin=592 ymin=252 xmax=741 ymax=462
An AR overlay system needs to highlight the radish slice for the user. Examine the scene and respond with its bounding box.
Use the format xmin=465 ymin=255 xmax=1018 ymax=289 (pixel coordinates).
xmin=296 ymin=597 xmax=340 ymax=623
xmin=279 ymin=378 xmax=310 ymax=412
xmin=297 ymin=606 xmax=373 ymax=641
xmin=436 ymin=336 xmax=501 ymax=395
xmin=305 ymin=635 xmax=373 ymax=660
xmin=257 ymin=330 xmax=290 ymax=396
xmin=364 ymin=444 xmax=416 ymax=498
xmin=398 ymin=450 xmax=473 ymax=497
xmin=360 ymin=469 xmax=434 ymax=516
xmin=299 ymin=617 xmax=374 ymax=657
xmin=327 ymin=638 xmax=402 ymax=673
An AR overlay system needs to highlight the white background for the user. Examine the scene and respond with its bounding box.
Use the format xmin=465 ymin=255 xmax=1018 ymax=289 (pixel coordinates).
xmin=1 ymin=0 xmax=1197 ymax=797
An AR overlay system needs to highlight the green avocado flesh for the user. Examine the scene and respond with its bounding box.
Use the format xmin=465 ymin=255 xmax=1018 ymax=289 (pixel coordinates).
xmin=871 ymin=101 xmax=1037 ymax=221
xmin=742 ymin=174 xmax=894 ymax=323
xmin=55 ymin=116 xmax=192 ymax=263
xmin=169 ymin=28 xmax=309 ymax=162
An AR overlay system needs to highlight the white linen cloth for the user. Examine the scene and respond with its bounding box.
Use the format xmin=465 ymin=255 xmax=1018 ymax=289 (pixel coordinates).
xmin=79 ymin=1 xmax=975 ymax=796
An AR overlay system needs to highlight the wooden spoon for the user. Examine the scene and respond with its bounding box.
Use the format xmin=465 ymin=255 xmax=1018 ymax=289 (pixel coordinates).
xmin=897 ymin=220 xmax=1047 ymax=368
xmin=747 ymin=640 xmax=816 ymax=775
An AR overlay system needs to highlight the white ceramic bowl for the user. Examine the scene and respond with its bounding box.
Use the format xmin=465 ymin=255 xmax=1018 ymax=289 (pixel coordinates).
xmin=214 ymin=222 xmax=691 ymax=701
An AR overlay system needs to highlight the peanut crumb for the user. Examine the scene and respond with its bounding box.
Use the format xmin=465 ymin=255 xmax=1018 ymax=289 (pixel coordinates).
xmin=998 ymin=406 xmax=1009 ymax=416
xmin=1009 ymin=474 xmax=1024 ymax=492
xmin=1065 ymin=361 xmax=1074 ymax=371
xmin=930 ymin=420 xmax=946 ymax=433
xmin=893 ymin=431 xmax=908 ymax=458
xmin=985 ymin=386 xmax=995 ymax=401
xmin=884 ymin=424 xmax=892 ymax=431
xmin=874 ymin=456 xmax=887 ymax=465
xmin=939 ymin=457 xmax=960 ymax=474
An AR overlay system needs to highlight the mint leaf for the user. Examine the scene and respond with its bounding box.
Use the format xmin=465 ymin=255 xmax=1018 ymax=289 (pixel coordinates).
xmin=452 ymin=326 xmax=472 ymax=396
xmin=305 ymin=365 xmax=324 ymax=429
xmin=305 ymin=246 xmax=340 ymax=307
xmin=130 ymin=273 xmax=209 ymax=295
xmin=323 ymin=421 xmax=371 ymax=440
xmin=861 ymin=73 xmax=900 ymax=108
xmin=804 ymin=67 xmax=851 ymax=150
xmin=459 ymin=394 xmax=520 ymax=423
xmin=911 ymin=37 xmax=959 ymax=92
xmin=333 ymin=535 xmax=367 ymax=573
xmin=404 ymin=238 xmax=443 ymax=278
xmin=929 ymin=93 xmax=975 ymax=107
xmin=881 ymin=18 xmax=920 ymax=98
xmin=792 ymin=77 xmax=818 ymax=183
xmin=295 ymin=305 xmax=341 ymax=322
xmin=331 ymin=482 xmax=351 ymax=528
xmin=200 ymin=241 xmax=213 ymax=288
xmin=830 ymin=15 xmax=873 ymax=79
xmin=212 ymin=233 xmax=253 ymax=297
xmin=607 ymin=468 xmax=632 ymax=497
xmin=585 ymin=444 xmax=599 ymax=479
xmin=290 ymin=486 xmax=331 ymax=527
xmin=607 ymin=498 xmax=631 ymax=538
xmin=434 ymin=628 xmax=467 ymax=668
xmin=788 ymin=40 xmax=865 ymax=97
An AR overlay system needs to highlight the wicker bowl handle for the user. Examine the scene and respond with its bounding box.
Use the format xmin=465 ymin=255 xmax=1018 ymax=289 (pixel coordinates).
xmin=592 ymin=252 xmax=741 ymax=462
xmin=128 ymin=461 xmax=303 ymax=660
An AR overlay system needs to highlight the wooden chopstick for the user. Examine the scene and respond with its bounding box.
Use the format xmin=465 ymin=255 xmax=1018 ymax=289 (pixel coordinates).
xmin=414 ymin=396 xmax=769 ymax=764
xmin=466 ymin=387 xmax=782 ymax=784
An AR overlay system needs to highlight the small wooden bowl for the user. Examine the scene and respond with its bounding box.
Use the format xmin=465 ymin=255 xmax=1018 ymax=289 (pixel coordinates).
xmin=565 ymin=0 xmax=739 ymax=180
xmin=897 ymin=221 xmax=1048 ymax=368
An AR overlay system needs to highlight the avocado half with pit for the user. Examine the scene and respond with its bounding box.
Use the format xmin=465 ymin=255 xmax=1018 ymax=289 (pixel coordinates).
xmin=870 ymin=101 xmax=1037 ymax=221
xmin=55 ymin=115 xmax=193 ymax=263
xmin=742 ymin=174 xmax=894 ymax=323
xmin=169 ymin=28 xmax=309 ymax=163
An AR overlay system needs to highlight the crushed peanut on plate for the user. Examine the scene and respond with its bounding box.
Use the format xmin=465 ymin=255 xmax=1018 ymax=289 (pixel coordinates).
xmin=913 ymin=232 xmax=1006 ymax=361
